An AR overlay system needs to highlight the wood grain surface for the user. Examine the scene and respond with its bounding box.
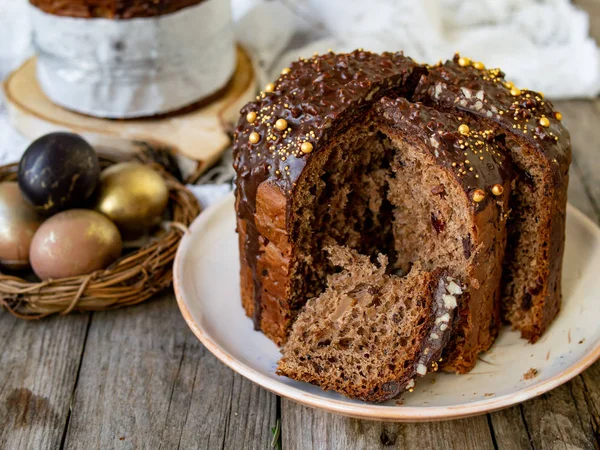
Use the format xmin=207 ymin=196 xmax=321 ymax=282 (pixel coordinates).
xmin=2 ymin=3 xmax=600 ymax=448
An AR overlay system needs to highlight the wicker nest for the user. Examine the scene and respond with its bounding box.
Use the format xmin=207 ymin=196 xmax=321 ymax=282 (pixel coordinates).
xmin=0 ymin=153 xmax=201 ymax=319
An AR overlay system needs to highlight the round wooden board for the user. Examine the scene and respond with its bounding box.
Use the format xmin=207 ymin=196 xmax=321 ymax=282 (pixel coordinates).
xmin=2 ymin=46 xmax=256 ymax=180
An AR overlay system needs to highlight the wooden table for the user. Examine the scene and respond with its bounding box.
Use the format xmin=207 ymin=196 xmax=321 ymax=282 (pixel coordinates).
xmin=3 ymin=8 xmax=600 ymax=450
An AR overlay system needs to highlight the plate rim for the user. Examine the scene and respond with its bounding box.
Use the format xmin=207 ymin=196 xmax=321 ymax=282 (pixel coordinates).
xmin=173 ymin=193 xmax=600 ymax=422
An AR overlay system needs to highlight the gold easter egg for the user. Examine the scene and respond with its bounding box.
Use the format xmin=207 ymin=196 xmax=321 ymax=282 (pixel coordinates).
xmin=0 ymin=182 xmax=44 ymax=270
xmin=94 ymin=163 xmax=169 ymax=236
xmin=30 ymin=209 xmax=122 ymax=280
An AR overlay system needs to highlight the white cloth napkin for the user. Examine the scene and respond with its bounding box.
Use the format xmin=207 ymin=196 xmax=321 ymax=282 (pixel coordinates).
xmin=234 ymin=0 xmax=600 ymax=99
xmin=0 ymin=0 xmax=598 ymax=210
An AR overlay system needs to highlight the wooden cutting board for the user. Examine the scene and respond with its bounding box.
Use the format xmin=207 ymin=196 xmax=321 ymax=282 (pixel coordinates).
xmin=2 ymin=46 xmax=256 ymax=182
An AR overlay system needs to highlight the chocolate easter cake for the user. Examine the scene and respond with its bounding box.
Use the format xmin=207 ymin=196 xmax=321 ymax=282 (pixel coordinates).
xmin=232 ymin=50 xmax=571 ymax=401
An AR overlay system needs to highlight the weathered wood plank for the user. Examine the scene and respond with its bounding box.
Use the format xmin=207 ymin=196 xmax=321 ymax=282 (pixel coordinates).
xmin=488 ymin=407 xmax=534 ymax=450
xmin=520 ymin=380 xmax=598 ymax=450
xmin=281 ymin=399 xmax=495 ymax=450
xmin=578 ymin=361 xmax=600 ymax=443
xmin=574 ymin=0 xmax=600 ymax=43
xmin=221 ymin=377 xmax=278 ymax=450
xmin=554 ymin=100 xmax=600 ymax=219
xmin=568 ymin=161 xmax=600 ymax=222
xmin=0 ymin=312 xmax=90 ymax=450
xmin=1 ymin=70 xmax=598 ymax=450
xmin=554 ymin=100 xmax=600 ymax=215
xmin=61 ymin=293 xmax=277 ymax=450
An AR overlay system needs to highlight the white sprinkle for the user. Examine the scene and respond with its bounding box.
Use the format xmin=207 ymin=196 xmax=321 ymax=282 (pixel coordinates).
xmin=430 ymin=136 xmax=439 ymax=148
xmin=417 ymin=364 xmax=428 ymax=376
xmin=474 ymin=101 xmax=483 ymax=111
xmin=447 ymin=281 xmax=463 ymax=295
xmin=436 ymin=313 xmax=451 ymax=324
xmin=406 ymin=379 xmax=415 ymax=389
xmin=461 ymin=87 xmax=472 ymax=99
xmin=434 ymin=83 xmax=443 ymax=99
xmin=476 ymin=90 xmax=485 ymax=101
xmin=443 ymin=294 xmax=457 ymax=309
xmin=440 ymin=324 xmax=448 ymax=331
xmin=431 ymin=333 xmax=439 ymax=340
xmin=490 ymin=105 xmax=498 ymax=113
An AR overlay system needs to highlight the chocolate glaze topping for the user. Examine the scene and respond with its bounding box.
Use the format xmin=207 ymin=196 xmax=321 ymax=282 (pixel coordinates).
xmin=376 ymin=97 xmax=514 ymax=206
xmin=414 ymin=55 xmax=571 ymax=182
xmin=233 ymin=50 xmax=425 ymax=328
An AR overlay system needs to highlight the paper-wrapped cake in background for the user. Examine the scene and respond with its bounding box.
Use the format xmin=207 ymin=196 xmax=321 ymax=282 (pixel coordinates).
xmin=29 ymin=0 xmax=236 ymax=118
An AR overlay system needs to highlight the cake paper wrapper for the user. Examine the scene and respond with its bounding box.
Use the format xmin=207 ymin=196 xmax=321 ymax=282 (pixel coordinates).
xmin=30 ymin=0 xmax=236 ymax=118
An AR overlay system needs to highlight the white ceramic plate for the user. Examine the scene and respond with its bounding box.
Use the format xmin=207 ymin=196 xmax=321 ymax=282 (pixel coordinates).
xmin=174 ymin=193 xmax=600 ymax=421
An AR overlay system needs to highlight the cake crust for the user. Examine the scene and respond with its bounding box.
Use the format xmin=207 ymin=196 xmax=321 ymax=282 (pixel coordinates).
xmin=29 ymin=0 xmax=205 ymax=18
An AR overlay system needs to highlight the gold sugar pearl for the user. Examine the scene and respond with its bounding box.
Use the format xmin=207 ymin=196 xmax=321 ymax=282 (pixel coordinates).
xmin=265 ymin=83 xmax=275 ymax=92
xmin=473 ymin=189 xmax=486 ymax=203
xmin=246 ymin=111 xmax=257 ymax=123
xmin=458 ymin=57 xmax=471 ymax=67
xmin=458 ymin=124 xmax=470 ymax=135
xmin=555 ymin=112 xmax=563 ymax=121
xmin=281 ymin=67 xmax=291 ymax=75
xmin=539 ymin=117 xmax=550 ymax=127
xmin=491 ymin=184 xmax=504 ymax=196
xmin=473 ymin=61 xmax=485 ymax=70
xmin=510 ymin=87 xmax=521 ymax=96
xmin=300 ymin=142 xmax=313 ymax=154
xmin=249 ymin=132 xmax=260 ymax=144
xmin=275 ymin=119 xmax=288 ymax=131
xmin=504 ymin=81 xmax=514 ymax=89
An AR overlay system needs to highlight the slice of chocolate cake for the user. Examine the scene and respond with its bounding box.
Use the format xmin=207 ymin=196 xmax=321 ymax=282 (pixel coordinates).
xmin=374 ymin=97 xmax=513 ymax=373
xmin=277 ymin=246 xmax=461 ymax=402
xmin=414 ymin=55 xmax=571 ymax=342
